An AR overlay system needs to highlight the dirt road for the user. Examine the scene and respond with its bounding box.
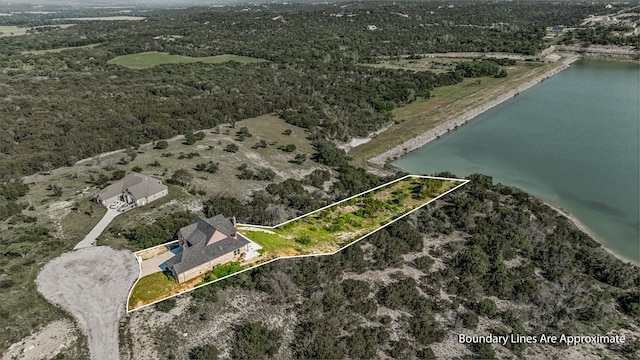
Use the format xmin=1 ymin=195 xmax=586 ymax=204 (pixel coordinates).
xmin=36 ymin=247 xmax=139 ymax=360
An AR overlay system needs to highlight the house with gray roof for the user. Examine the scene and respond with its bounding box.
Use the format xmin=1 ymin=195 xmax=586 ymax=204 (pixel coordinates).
xmin=94 ymin=172 xmax=168 ymax=207
xmin=166 ymin=215 xmax=250 ymax=283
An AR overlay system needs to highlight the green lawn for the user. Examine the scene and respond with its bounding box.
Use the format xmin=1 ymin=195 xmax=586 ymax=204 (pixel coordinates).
xmin=128 ymin=271 xmax=205 ymax=310
xmin=107 ymin=52 xmax=267 ymax=69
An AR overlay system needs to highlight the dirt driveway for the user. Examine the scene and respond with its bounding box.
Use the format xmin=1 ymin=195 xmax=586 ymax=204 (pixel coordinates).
xmin=37 ymin=247 xmax=139 ymax=360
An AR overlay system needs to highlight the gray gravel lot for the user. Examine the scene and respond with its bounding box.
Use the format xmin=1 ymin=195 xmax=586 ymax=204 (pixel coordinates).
xmin=37 ymin=247 xmax=139 ymax=360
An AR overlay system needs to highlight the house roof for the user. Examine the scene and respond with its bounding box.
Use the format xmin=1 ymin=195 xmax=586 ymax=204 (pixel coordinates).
xmin=96 ymin=172 xmax=167 ymax=201
xmin=167 ymin=233 xmax=250 ymax=276
xmin=177 ymin=215 xmax=236 ymax=246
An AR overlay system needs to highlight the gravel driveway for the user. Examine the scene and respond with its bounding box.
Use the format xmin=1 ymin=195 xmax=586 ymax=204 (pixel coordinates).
xmin=37 ymin=247 xmax=139 ymax=360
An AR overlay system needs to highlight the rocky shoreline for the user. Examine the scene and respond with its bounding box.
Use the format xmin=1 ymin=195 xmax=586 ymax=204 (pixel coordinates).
xmin=368 ymin=55 xmax=580 ymax=166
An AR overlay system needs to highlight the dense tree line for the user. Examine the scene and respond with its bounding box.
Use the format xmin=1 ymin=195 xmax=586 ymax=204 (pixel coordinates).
xmin=561 ymin=25 xmax=640 ymax=47
xmin=0 ymin=2 xmax=615 ymax=179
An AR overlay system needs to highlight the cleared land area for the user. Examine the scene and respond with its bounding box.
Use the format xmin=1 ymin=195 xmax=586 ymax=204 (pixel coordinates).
xmin=96 ymin=115 xmax=321 ymax=248
xmin=361 ymin=57 xmax=467 ymax=74
xmin=127 ymin=175 xmax=467 ymax=310
xmin=53 ymin=16 xmax=146 ymax=21
xmin=239 ymin=176 xmax=462 ymax=258
xmin=0 ymin=24 xmax=75 ymax=37
xmin=36 ymin=247 xmax=138 ymax=360
xmin=107 ymin=52 xmax=267 ymax=69
xmin=21 ymin=43 xmax=100 ymax=55
xmin=349 ymin=59 xmax=561 ymax=166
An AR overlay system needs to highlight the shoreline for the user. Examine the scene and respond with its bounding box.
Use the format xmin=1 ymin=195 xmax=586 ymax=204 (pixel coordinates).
xmin=363 ymin=54 xmax=637 ymax=267
xmin=368 ymin=55 xmax=580 ymax=166
xmin=543 ymin=201 xmax=638 ymax=266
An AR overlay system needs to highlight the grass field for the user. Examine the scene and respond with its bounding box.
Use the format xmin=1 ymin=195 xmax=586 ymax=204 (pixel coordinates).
xmin=127 ymin=175 xmax=466 ymax=310
xmin=107 ymin=52 xmax=267 ymax=69
xmin=349 ymin=60 xmax=560 ymax=165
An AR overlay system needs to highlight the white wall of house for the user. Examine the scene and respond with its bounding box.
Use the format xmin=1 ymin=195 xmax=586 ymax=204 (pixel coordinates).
xmin=175 ymin=251 xmax=238 ymax=283
xmin=98 ymin=194 xmax=120 ymax=206
xmin=146 ymin=189 xmax=168 ymax=203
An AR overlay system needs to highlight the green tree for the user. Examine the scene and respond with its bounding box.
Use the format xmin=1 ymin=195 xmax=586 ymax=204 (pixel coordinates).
xmin=111 ymin=169 xmax=126 ymax=180
xmin=233 ymin=322 xmax=282 ymax=359
xmin=169 ymin=169 xmax=193 ymax=186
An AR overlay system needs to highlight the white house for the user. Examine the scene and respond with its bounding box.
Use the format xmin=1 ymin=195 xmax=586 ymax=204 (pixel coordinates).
xmin=94 ymin=172 xmax=168 ymax=207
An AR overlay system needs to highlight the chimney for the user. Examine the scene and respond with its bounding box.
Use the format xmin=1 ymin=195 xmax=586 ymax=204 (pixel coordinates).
xmin=231 ymin=216 xmax=237 ymax=238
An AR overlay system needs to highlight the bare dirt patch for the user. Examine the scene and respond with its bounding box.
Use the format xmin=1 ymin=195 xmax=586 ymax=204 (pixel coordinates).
xmin=1 ymin=320 xmax=77 ymax=360
xmin=36 ymin=247 xmax=139 ymax=360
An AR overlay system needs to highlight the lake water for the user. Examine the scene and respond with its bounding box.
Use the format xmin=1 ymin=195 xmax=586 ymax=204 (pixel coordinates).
xmin=393 ymin=59 xmax=639 ymax=263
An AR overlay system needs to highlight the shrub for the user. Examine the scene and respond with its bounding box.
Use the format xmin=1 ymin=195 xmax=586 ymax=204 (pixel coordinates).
xmin=189 ymin=344 xmax=220 ymax=360
xmin=184 ymin=133 xmax=197 ymax=145
xmin=477 ymin=298 xmax=498 ymax=318
xmin=295 ymin=234 xmax=312 ymax=245
xmin=290 ymin=153 xmax=307 ymax=164
xmin=178 ymin=152 xmax=200 ymax=159
xmin=168 ymin=169 xmax=193 ymax=186
xmin=192 ymin=285 xmax=218 ymax=302
xmin=111 ymin=169 xmax=126 ymax=181
xmin=233 ymin=322 xmax=282 ymax=359
xmin=154 ymin=140 xmax=169 ymax=149
xmin=414 ymin=255 xmax=435 ymax=272
xmin=195 ymin=161 xmax=219 ymax=174
xmin=460 ymin=311 xmax=479 ymax=328
xmin=155 ymin=297 xmax=176 ymax=312
xmin=282 ymin=129 xmax=292 ymax=135
xmin=342 ymin=279 xmax=370 ymax=303
xmin=476 ymin=343 xmax=496 ymax=359
xmin=208 ymin=262 xmax=245 ymax=280
xmin=0 ymin=178 xmax=29 ymax=201
xmin=236 ymin=127 xmax=252 ymax=141
xmin=280 ymin=144 xmax=296 ymax=152
xmin=49 ymin=184 xmax=63 ymax=197
xmin=225 ymin=144 xmax=239 ymax=153
xmin=252 ymin=140 xmax=268 ymax=149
